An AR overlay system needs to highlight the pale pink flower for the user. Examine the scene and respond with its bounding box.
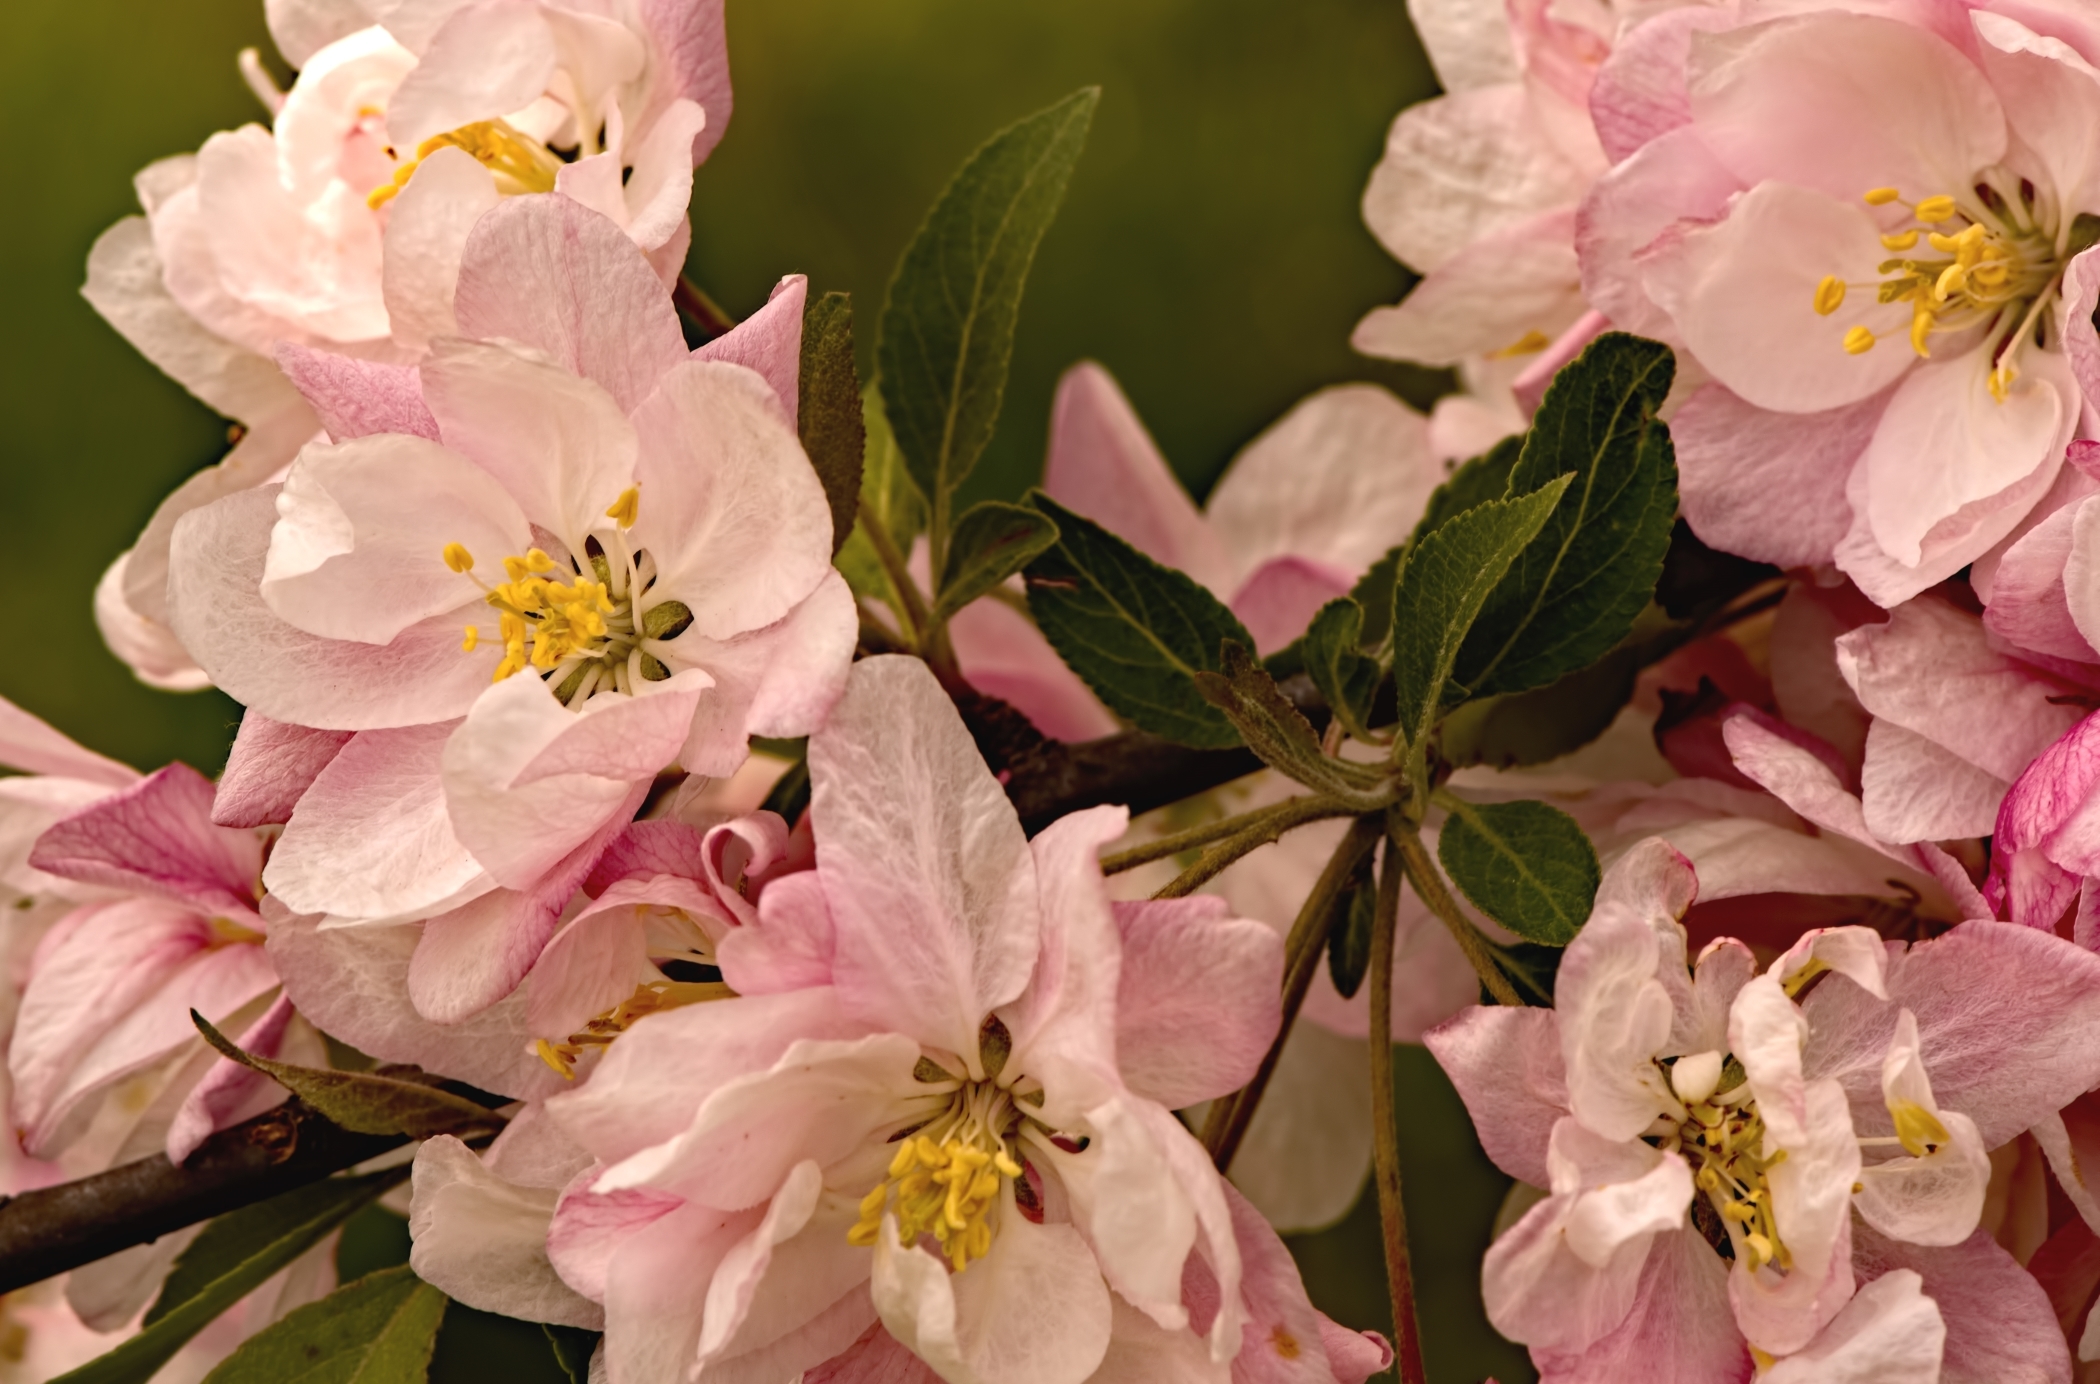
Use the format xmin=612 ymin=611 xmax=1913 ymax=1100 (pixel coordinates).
xmin=1427 ymin=838 xmax=2100 ymax=1378
xmin=83 ymin=0 xmax=730 ymax=689
xmin=409 ymin=655 xmax=1331 ymax=1384
xmin=1579 ymin=3 xmax=2100 ymax=603
xmin=164 ymin=195 xmax=850 ymax=1025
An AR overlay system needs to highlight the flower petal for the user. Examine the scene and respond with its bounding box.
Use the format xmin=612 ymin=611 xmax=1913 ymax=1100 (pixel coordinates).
xmin=409 ymin=1134 xmax=604 ymax=1329
xmin=213 ymin=711 xmax=353 ymax=830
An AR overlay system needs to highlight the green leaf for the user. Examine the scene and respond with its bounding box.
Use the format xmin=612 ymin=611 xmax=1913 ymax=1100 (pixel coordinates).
xmin=835 ymin=384 xmax=927 ymax=610
xmin=1193 ymin=643 xmax=1383 ymax=799
xmin=933 ymin=500 xmax=1059 ymax=622
xmin=798 ymin=291 xmax=865 ymax=556
xmin=61 ymin=1173 xmax=399 ymax=1384
xmin=1410 ymin=435 xmax=1523 ymax=546
xmin=1453 ymin=334 xmax=1679 ymax=700
xmin=1348 ymin=543 xmax=1406 ymax=661
xmin=200 ymin=1266 xmax=447 ymax=1384
xmin=193 ymin=1013 xmax=501 ymax=1140
xmin=1022 ymin=492 xmax=1253 ymax=749
xmin=543 ymin=1327 xmax=600 ymax=1384
xmin=1389 ymin=479 xmax=1569 ymax=750
xmin=1301 ymin=598 xmax=1382 ymax=741
xmin=1437 ymin=646 xmax=1641 ymax=771
xmin=1326 ymin=868 xmax=1378 ymax=1001
xmin=877 ymin=87 xmax=1099 ymax=543
xmin=1436 ymin=798 xmax=1600 ymax=947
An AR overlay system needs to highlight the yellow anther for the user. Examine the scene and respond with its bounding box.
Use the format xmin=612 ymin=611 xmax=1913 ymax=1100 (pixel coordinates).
xmin=1863 ymin=187 xmax=1902 ymax=206
xmin=1843 ymin=326 xmax=1877 ymax=355
xmin=1927 ymin=231 xmax=1962 ymax=254
xmin=442 ymin=542 xmax=475 ymax=573
xmin=860 ymin=1185 xmax=890 ymax=1218
xmin=1913 ymin=194 xmax=1958 ymax=223
xmin=461 ymin=626 xmax=479 ymax=652
xmin=1909 ymin=304 xmax=1935 ymax=357
xmin=1933 ymin=263 xmax=1969 ymax=302
xmin=1891 ymin=1101 xmax=1951 ymax=1158
xmin=1880 ymin=230 xmax=1920 ymax=251
xmin=1990 ymin=361 xmax=2018 ymax=403
xmin=1812 ymin=276 xmax=1846 ymax=316
xmin=605 ymin=487 xmax=641 ymax=529
xmin=534 ymin=1039 xmax=576 ymax=1080
xmin=1485 ymin=329 xmax=1552 ymax=360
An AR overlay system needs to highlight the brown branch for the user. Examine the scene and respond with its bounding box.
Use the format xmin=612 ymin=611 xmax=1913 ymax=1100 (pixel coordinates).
xmin=0 ymin=1101 xmax=404 ymax=1295
xmin=1368 ymin=828 xmax=1429 ymax=1384
xmin=672 ymin=275 xmax=738 ymax=340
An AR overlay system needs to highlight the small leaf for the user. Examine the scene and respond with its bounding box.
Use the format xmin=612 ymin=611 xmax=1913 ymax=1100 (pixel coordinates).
xmin=1348 ymin=543 xmax=1406 ymax=661
xmin=1389 ymin=479 xmax=1569 ymax=750
xmin=1194 ymin=643 xmax=1382 ymax=799
xmin=835 ymin=385 xmax=927 ymax=610
xmin=1301 ymin=598 xmax=1382 ymax=741
xmin=878 ymin=87 xmax=1099 ymax=533
xmin=1436 ymin=798 xmax=1600 ymax=946
xmin=60 ymin=1173 xmax=399 ymax=1384
xmin=1454 ymin=334 xmax=1679 ymax=700
xmin=193 ymin=1013 xmax=500 ymax=1140
xmin=1023 ymin=492 xmax=1253 ymax=749
xmin=798 ymin=291 xmax=865 ymax=556
xmin=933 ymin=500 xmax=1059 ymax=622
xmin=543 ymin=1326 xmax=600 ymax=1384
xmin=1410 ymin=435 xmax=1523 ymax=545
xmin=1326 ymin=868 xmax=1378 ymax=1001
xmin=200 ymin=1265 xmax=447 ymax=1383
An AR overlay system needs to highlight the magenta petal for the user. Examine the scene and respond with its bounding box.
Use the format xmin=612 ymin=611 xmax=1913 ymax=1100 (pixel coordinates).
xmin=213 ymin=711 xmax=353 ymax=829
xmin=692 ymin=275 xmax=806 ymax=426
xmin=30 ymin=763 xmax=263 ymax=921
xmin=274 ymin=342 xmax=438 ymax=441
xmin=585 ymin=820 xmax=708 ymax=898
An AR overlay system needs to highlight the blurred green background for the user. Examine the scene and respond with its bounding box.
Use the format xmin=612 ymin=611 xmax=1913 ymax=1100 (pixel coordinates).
xmin=2 ymin=0 xmax=1528 ymax=1378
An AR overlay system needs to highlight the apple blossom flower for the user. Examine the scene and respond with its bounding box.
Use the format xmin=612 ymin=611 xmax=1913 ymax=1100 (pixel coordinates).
xmin=82 ymin=0 xmax=731 ymax=690
xmin=1427 ymin=837 xmax=2100 ymax=1378
xmin=405 ymin=655 xmax=1337 ymax=1384
xmin=1579 ymin=4 xmax=2100 ymax=604
xmin=163 ymin=194 xmax=851 ymax=1025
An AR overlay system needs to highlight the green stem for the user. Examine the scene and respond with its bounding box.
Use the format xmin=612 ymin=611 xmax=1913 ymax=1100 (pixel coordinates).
xmin=1101 ymin=795 xmax=1352 ymax=877
xmin=857 ymin=496 xmax=931 ymax=651
xmin=1201 ymin=815 xmax=1380 ymax=1170
xmin=1369 ymin=827 xmax=1429 ymax=1384
xmin=1151 ymin=799 xmax=1354 ymax=901
xmin=1391 ymin=826 xmax=1523 ymax=1006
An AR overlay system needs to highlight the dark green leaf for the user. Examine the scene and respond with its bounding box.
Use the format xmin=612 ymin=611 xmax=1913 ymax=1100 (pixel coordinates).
xmin=797 ymin=291 xmax=864 ymax=556
xmin=62 ymin=1173 xmax=399 ymax=1384
xmin=543 ymin=1327 xmax=600 ymax=1384
xmin=1438 ymin=644 xmax=1640 ymax=771
xmin=877 ymin=87 xmax=1099 ymax=530
xmin=933 ymin=500 xmax=1059 ymax=622
xmin=1389 ymin=480 xmax=1569 ymax=750
xmin=1326 ymin=868 xmax=1378 ymax=1001
xmin=200 ymin=1265 xmax=446 ymax=1384
xmin=1453 ymin=334 xmax=1679 ymax=699
xmin=1193 ymin=643 xmax=1382 ymax=798
xmin=1654 ymin=519 xmax=1778 ymax=622
xmin=1023 ymin=492 xmax=1252 ymax=749
xmin=1436 ymin=798 xmax=1600 ymax=946
xmin=1302 ymin=598 xmax=1382 ymax=741
xmin=1409 ymin=435 xmax=1523 ymax=546
xmin=1348 ymin=542 xmax=1406 ymax=661
xmin=1485 ymin=941 xmax=1565 ymax=1007
xmin=193 ymin=1013 xmax=500 ymax=1140
xmin=835 ymin=385 xmax=926 ymax=609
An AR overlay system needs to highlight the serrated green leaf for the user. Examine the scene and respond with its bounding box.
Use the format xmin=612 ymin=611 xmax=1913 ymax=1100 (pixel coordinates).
xmin=1436 ymin=798 xmax=1600 ymax=946
xmin=877 ymin=87 xmax=1099 ymax=550
xmin=798 ymin=291 xmax=864 ymax=556
xmin=193 ymin=1013 xmax=500 ymax=1140
xmin=1023 ymin=492 xmax=1251 ymax=749
xmin=1193 ymin=642 xmax=1383 ymax=798
xmin=1348 ymin=543 xmax=1406 ymax=660
xmin=61 ymin=1173 xmax=399 ymax=1384
xmin=1453 ymin=334 xmax=1679 ymax=700
xmin=1410 ymin=435 xmax=1523 ymax=546
xmin=543 ymin=1326 xmax=600 ymax=1384
xmin=836 ymin=385 xmax=927 ymax=610
xmin=933 ymin=500 xmax=1059 ymax=622
xmin=200 ymin=1265 xmax=446 ymax=1384
xmin=1302 ymin=598 xmax=1382 ymax=741
xmin=1326 ymin=870 xmax=1378 ymax=1001
xmin=1389 ymin=479 xmax=1568 ymax=752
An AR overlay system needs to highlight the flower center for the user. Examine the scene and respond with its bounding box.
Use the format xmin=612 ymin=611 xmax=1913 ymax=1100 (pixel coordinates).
xmin=850 ymin=1076 xmax=1027 ymax=1275
xmin=442 ymin=489 xmax=693 ymax=707
xmin=532 ymin=974 xmax=732 ymax=1080
xmin=1815 ymin=180 xmax=2073 ymax=402
xmin=1647 ymin=1053 xmax=1791 ymax=1271
xmin=368 ymin=117 xmax=564 ymax=209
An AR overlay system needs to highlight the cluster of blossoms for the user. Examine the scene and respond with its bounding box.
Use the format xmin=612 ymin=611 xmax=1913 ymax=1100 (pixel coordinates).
xmin=20 ymin=0 xmax=2100 ymax=1380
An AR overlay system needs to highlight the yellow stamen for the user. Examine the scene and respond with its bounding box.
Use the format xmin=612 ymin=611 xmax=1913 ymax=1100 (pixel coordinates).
xmin=442 ymin=541 xmax=475 ymax=573
xmin=368 ymin=118 xmax=562 ymax=210
xmin=1879 ymin=230 xmax=1919 ymax=251
xmin=605 ymin=487 xmax=640 ymax=529
xmin=1913 ymin=194 xmax=1959 ymax=223
xmin=1891 ymin=1101 xmax=1951 ymax=1159
xmin=1812 ymin=275 xmax=1846 ymax=316
xmin=461 ymin=626 xmax=479 ymax=652
xmin=1843 ymin=326 xmax=1877 ymax=355
xmin=1485 ymin=329 xmax=1553 ymax=360
xmin=1863 ymin=187 xmax=1902 ymax=206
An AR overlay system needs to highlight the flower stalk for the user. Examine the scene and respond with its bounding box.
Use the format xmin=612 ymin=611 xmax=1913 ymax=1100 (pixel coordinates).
xmin=1370 ymin=824 xmax=1428 ymax=1384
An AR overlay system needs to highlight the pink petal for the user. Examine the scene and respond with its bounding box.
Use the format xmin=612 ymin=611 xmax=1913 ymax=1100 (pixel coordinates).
xmin=384 ymin=1 xmax=557 ymax=150
xmin=1110 ymin=896 xmax=1282 ymax=1111
xmin=716 ymin=871 xmax=837 ymax=995
xmin=1982 ymin=492 xmax=2100 ymax=664
xmin=598 ymin=1199 xmax=753 ymax=1384
xmin=692 ymin=275 xmax=806 ymax=425
xmin=1760 ymin=1267 xmax=1942 ymax=1384
xmin=1352 ymin=210 xmax=1584 ymax=368
xmin=525 ymin=874 xmax=724 ymax=1038
xmin=1227 ymin=557 xmax=1353 ymax=657
xmin=1001 ymin=805 xmax=1131 ymax=1111
xmin=1042 ymin=363 xmax=1231 ymax=594
xmin=408 ymin=1134 xmax=604 ymax=1328
xmin=545 ymin=1178 xmax=684 ymax=1304
xmin=1208 ymin=1179 xmax=1387 ymax=1384
xmin=1586 ymin=6 xmax=1730 ymax=163
xmin=30 ymin=763 xmax=264 ymax=920
xmin=264 ymin=898 xmax=566 ymax=1099
xmin=0 ymin=698 xmax=137 ymax=788
xmin=1511 ymin=309 xmax=1609 ymax=419
xmin=585 ymin=819 xmax=708 ymax=898
xmin=808 ymin=657 xmax=1038 ymax=1070
xmin=379 ymin=144 xmax=500 ymax=351
xmin=804 ymin=1324 xmax=941 ymax=1384
xmin=1422 ymin=1005 xmax=1567 ymax=1188
xmin=274 ymin=343 xmax=437 ymax=442
xmin=1670 ymin=383 xmax=1877 ymax=570
xmin=1575 ymin=126 xmax=1740 ymax=343
xmin=946 ymin=594 xmax=1117 ymax=743
xmin=1530 ymin=1224 xmax=1748 ymax=1383
xmin=1857 ymin=720 xmax=2008 ymax=844
xmin=452 ymin=194 xmax=687 ymax=414
xmin=637 ymin=0 xmax=731 ymax=162
xmin=2064 ymin=246 xmax=2100 ymax=414
xmin=213 ymin=711 xmax=352 ymax=829
xmin=1850 ymin=1222 xmax=2072 ymax=1384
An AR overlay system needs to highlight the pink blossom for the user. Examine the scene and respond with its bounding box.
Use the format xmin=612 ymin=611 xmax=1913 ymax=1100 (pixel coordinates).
xmin=163 ymin=195 xmax=849 ymax=1024
xmin=1427 ymin=837 xmax=2100 ymax=1378
xmin=1578 ymin=4 xmax=2100 ymax=602
xmin=82 ymin=0 xmax=730 ymax=690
